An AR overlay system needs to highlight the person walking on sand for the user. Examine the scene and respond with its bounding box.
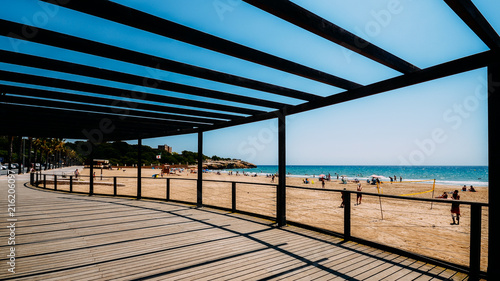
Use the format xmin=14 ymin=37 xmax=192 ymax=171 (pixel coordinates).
xmin=356 ymin=183 xmax=362 ymax=205
xmin=74 ymin=168 xmax=79 ymax=179
xmin=451 ymin=190 xmax=460 ymax=225
xmin=340 ymin=188 xmax=346 ymax=208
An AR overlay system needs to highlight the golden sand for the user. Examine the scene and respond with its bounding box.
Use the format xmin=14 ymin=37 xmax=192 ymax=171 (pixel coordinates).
xmin=56 ymin=167 xmax=488 ymax=271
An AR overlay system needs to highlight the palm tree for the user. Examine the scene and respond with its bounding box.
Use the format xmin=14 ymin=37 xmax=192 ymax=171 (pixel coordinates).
xmin=53 ymin=138 xmax=65 ymax=168
xmin=32 ymin=138 xmax=42 ymax=169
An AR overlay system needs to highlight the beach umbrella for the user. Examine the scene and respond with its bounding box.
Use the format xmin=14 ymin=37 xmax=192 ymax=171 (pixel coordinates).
xmin=370 ymin=175 xmax=383 ymax=178
xmin=319 ymin=174 xmax=325 ymax=178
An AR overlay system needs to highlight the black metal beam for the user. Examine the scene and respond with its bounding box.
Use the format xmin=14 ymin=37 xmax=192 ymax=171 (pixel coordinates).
xmin=1 ymin=19 xmax=321 ymax=102
xmin=444 ymin=0 xmax=500 ymax=50
xmin=276 ymin=108 xmax=286 ymax=227
xmin=487 ymin=61 xmax=499 ymax=280
xmin=0 ymin=84 xmax=238 ymax=121
xmin=243 ymin=0 xmax=420 ymax=74
xmin=287 ymin=50 xmax=496 ymax=116
xmin=43 ymin=0 xmax=361 ymax=90
xmin=197 ymin=130 xmax=203 ymax=208
xmin=0 ymin=50 xmax=288 ymax=110
xmin=159 ymin=50 xmax=497 ymax=137
xmin=0 ymin=103 xmax=190 ymax=140
xmin=0 ymin=69 xmax=262 ymax=116
xmin=2 ymin=94 xmax=215 ymax=126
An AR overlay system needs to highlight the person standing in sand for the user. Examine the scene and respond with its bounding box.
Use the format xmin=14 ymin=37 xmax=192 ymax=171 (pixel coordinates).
xmin=450 ymin=190 xmax=460 ymax=225
xmin=356 ymin=183 xmax=362 ymax=205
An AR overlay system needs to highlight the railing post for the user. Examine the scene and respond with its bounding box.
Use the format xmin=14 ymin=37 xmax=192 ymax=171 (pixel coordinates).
xmin=232 ymin=182 xmax=236 ymax=212
xmin=89 ymin=151 xmax=94 ymax=196
xmin=36 ymin=171 xmax=39 ymax=186
xmin=166 ymin=178 xmax=170 ymax=201
xmin=470 ymin=204 xmax=482 ymax=280
xmin=276 ymin=109 xmax=286 ymax=227
xmin=344 ymin=191 xmax=351 ymax=241
xmin=54 ymin=175 xmax=57 ymax=190
xmin=197 ymin=130 xmax=203 ymax=207
xmin=43 ymin=174 xmax=46 ymax=189
xmin=69 ymin=175 xmax=73 ymax=192
xmin=30 ymin=172 xmax=34 ymax=185
xmin=113 ymin=177 xmax=117 ymax=196
xmin=137 ymin=138 xmax=142 ymax=200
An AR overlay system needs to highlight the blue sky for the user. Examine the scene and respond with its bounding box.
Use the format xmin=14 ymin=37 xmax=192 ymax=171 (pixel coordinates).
xmin=2 ymin=0 xmax=498 ymax=165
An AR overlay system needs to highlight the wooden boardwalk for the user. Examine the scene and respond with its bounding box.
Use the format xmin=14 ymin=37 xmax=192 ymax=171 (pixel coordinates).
xmin=0 ymin=179 xmax=470 ymax=280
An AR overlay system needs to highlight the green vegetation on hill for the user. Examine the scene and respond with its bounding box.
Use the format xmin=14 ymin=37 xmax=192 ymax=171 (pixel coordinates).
xmin=0 ymin=137 xmax=236 ymax=167
xmin=68 ymin=140 xmax=234 ymax=166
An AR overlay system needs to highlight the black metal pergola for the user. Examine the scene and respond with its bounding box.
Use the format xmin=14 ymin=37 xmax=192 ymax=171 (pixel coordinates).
xmin=1 ymin=0 xmax=499 ymax=279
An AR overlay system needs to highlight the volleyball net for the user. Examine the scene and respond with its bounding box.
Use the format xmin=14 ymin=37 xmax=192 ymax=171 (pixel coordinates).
xmin=376 ymin=179 xmax=436 ymax=197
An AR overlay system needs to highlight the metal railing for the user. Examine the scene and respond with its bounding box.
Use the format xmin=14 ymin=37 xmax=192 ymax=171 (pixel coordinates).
xmin=30 ymin=172 xmax=488 ymax=278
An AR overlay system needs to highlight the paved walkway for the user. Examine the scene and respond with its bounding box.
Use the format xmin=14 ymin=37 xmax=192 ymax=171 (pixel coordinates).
xmin=0 ymin=172 xmax=470 ymax=280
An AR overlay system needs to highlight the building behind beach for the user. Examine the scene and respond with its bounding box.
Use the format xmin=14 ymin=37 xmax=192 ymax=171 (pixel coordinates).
xmin=158 ymin=144 xmax=172 ymax=153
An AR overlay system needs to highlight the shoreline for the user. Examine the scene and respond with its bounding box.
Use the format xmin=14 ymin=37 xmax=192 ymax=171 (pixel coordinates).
xmin=78 ymin=167 xmax=488 ymax=203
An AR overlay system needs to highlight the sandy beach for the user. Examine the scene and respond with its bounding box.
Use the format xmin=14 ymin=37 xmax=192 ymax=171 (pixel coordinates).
xmin=50 ymin=167 xmax=488 ymax=271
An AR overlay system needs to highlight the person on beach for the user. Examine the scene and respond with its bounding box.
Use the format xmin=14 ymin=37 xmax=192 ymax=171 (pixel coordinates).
xmin=74 ymin=168 xmax=79 ymax=179
xmin=356 ymin=183 xmax=362 ymax=205
xmin=400 ymin=176 xmax=402 ymax=182
xmin=469 ymin=185 xmax=476 ymax=192
xmin=271 ymin=174 xmax=275 ymax=183
xmin=321 ymin=178 xmax=325 ymax=188
xmin=436 ymin=192 xmax=448 ymax=199
xmin=340 ymin=188 xmax=346 ymax=208
xmin=451 ymin=190 xmax=460 ymax=225
xmin=462 ymin=185 xmax=467 ymax=191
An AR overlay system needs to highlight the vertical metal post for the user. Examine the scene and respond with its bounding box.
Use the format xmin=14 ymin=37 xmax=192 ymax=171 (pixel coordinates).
xmin=89 ymin=146 xmax=94 ymax=196
xmin=69 ymin=175 xmax=73 ymax=192
xmin=36 ymin=171 xmax=39 ymax=186
xmin=344 ymin=191 xmax=351 ymax=241
xmin=137 ymin=138 xmax=142 ymax=199
xmin=18 ymin=137 xmax=22 ymax=175
xmin=43 ymin=174 xmax=46 ymax=188
xmin=166 ymin=178 xmax=170 ymax=201
xmin=232 ymin=182 xmax=237 ymax=212
xmin=488 ymin=62 xmax=499 ymax=280
xmin=113 ymin=177 xmax=117 ymax=196
xmin=470 ymin=204 xmax=482 ymax=280
xmin=54 ymin=175 xmax=57 ymax=190
xmin=277 ymin=110 xmax=286 ymax=227
xmin=30 ymin=172 xmax=34 ymax=185
xmin=197 ymin=130 xmax=203 ymax=207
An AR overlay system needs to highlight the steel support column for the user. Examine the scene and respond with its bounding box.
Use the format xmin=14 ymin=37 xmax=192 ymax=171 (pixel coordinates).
xmin=89 ymin=145 xmax=94 ymax=196
xmin=276 ymin=109 xmax=286 ymax=227
xmin=137 ymin=138 xmax=142 ymax=199
xmin=197 ymin=130 xmax=203 ymax=207
xmin=488 ymin=61 xmax=499 ymax=280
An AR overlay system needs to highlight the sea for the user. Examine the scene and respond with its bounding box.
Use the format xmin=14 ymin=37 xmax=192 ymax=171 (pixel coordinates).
xmin=216 ymin=165 xmax=488 ymax=187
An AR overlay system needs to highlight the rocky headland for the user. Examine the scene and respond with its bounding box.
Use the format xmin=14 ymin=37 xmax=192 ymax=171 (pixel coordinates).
xmin=201 ymin=160 xmax=257 ymax=170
